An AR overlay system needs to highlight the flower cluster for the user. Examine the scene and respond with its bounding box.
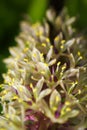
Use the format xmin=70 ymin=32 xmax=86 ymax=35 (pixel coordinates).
xmin=0 ymin=9 xmax=87 ymax=130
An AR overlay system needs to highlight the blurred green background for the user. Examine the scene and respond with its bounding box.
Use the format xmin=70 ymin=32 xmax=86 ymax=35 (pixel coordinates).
xmin=0 ymin=0 xmax=87 ymax=83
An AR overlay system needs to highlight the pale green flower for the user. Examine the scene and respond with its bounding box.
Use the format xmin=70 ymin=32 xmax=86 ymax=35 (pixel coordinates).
xmin=0 ymin=8 xmax=87 ymax=130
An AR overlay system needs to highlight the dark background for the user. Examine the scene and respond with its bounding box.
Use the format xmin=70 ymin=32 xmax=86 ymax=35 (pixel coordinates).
xmin=0 ymin=0 xmax=87 ymax=82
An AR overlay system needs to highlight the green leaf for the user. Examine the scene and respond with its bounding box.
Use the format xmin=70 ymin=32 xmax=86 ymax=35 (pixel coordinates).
xmin=65 ymin=0 xmax=87 ymax=29
xmin=28 ymin=0 xmax=49 ymax=22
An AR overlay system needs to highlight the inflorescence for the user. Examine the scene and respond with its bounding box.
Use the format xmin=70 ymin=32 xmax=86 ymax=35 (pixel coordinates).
xmin=0 ymin=9 xmax=87 ymax=130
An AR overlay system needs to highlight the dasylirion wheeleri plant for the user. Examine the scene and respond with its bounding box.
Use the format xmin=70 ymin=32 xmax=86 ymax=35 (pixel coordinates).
xmin=0 ymin=8 xmax=87 ymax=130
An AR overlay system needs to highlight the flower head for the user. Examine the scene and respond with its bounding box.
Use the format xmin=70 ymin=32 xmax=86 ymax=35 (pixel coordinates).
xmin=0 ymin=8 xmax=87 ymax=130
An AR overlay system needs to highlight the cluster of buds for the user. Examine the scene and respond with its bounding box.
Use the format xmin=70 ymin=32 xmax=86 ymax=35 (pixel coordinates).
xmin=0 ymin=9 xmax=87 ymax=130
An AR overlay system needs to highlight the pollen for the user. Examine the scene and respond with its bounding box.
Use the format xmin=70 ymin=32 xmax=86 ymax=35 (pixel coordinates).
xmin=6 ymin=114 xmax=9 ymax=118
xmin=26 ymin=41 xmax=30 ymax=45
xmin=8 ymin=82 xmax=12 ymax=86
xmin=50 ymin=45 xmax=53 ymax=48
xmin=33 ymin=53 xmax=36 ymax=58
xmin=18 ymin=98 xmax=23 ymax=103
xmin=24 ymin=58 xmax=28 ymax=62
xmin=71 ymin=81 xmax=78 ymax=85
xmin=41 ymin=71 xmax=45 ymax=74
xmin=30 ymin=83 xmax=33 ymax=89
xmin=44 ymin=63 xmax=48 ymax=66
xmin=12 ymin=78 xmax=14 ymax=82
xmin=77 ymin=51 xmax=81 ymax=56
xmin=46 ymin=38 xmax=50 ymax=43
xmin=66 ymin=107 xmax=71 ymax=112
xmin=54 ymin=36 xmax=59 ymax=42
xmin=19 ymin=87 xmax=23 ymax=92
xmin=36 ymin=31 xmax=43 ymax=36
xmin=79 ymin=56 xmax=83 ymax=60
xmin=61 ymin=110 xmax=65 ymax=115
xmin=60 ymin=72 xmax=63 ymax=76
xmin=57 ymin=61 xmax=61 ymax=66
xmin=52 ymin=106 xmax=57 ymax=111
xmin=77 ymin=51 xmax=83 ymax=60
xmin=75 ymin=81 xmax=78 ymax=85
xmin=61 ymin=40 xmax=65 ymax=44
xmin=23 ymin=47 xmax=29 ymax=52
xmin=3 ymin=90 xmax=7 ymax=94
xmin=33 ymin=88 xmax=37 ymax=93
xmin=42 ymin=43 xmax=46 ymax=47
xmin=18 ymin=69 xmax=24 ymax=72
xmin=62 ymin=65 xmax=66 ymax=70
xmin=65 ymin=101 xmax=70 ymax=106
xmin=31 ymin=76 xmax=38 ymax=81
xmin=40 ymin=53 xmax=43 ymax=56
xmin=12 ymin=96 xmax=18 ymax=100
xmin=60 ymin=45 xmax=64 ymax=49
xmin=78 ymin=89 xmax=81 ymax=94
xmin=56 ymin=96 xmax=60 ymax=102
xmin=40 ymin=53 xmax=44 ymax=60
